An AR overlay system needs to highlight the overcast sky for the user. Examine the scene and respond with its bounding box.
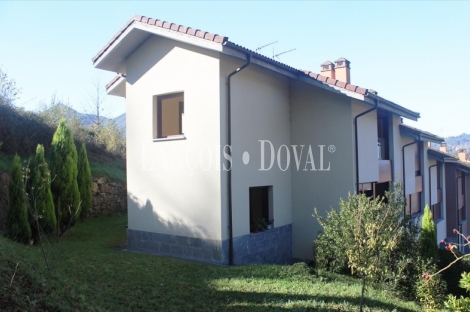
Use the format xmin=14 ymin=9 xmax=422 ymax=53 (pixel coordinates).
xmin=1 ymin=1 xmax=469 ymax=137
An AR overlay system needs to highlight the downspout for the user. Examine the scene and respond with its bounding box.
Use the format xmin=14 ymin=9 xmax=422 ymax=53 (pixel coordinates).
xmin=354 ymin=98 xmax=378 ymax=194
xmin=402 ymin=139 xmax=419 ymax=218
xmin=456 ymin=174 xmax=464 ymax=250
xmin=429 ymin=163 xmax=437 ymax=217
xmin=226 ymin=53 xmax=251 ymax=265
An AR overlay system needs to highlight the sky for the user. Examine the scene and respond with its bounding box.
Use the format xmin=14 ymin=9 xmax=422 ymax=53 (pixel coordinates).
xmin=0 ymin=1 xmax=469 ymax=137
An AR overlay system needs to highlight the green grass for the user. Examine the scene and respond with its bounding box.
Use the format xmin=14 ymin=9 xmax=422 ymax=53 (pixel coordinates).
xmin=89 ymin=159 xmax=126 ymax=183
xmin=0 ymin=214 xmax=424 ymax=311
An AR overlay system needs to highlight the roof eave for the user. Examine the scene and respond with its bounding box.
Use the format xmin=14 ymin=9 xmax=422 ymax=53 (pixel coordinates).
xmin=400 ymin=128 xmax=444 ymax=144
xmin=93 ymin=21 xmax=226 ymax=72
xmin=107 ymin=75 xmax=126 ymax=98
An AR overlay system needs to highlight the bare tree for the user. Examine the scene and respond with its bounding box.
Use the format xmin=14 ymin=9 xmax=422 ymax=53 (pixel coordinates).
xmin=83 ymin=74 xmax=113 ymax=144
xmin=0 ymin=66 xmax=21 ymax=106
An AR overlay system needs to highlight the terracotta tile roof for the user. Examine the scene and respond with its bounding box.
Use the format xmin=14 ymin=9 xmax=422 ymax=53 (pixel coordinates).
xmin=301 ymin=70 xmax=367 ymax=95
xmin=96 ymin=15 xmax=419 ymax=117
xmin=92 ymin=15 xmax=228 ymax=64
xmin=105 ymin=74 xmax=125 ymax=90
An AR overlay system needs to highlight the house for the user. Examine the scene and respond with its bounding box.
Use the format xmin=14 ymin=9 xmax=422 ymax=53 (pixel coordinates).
xmin=93 ymin=15 xmax=457 ymax=264
xmin=428 ymin=145 xmax=470 ymax=252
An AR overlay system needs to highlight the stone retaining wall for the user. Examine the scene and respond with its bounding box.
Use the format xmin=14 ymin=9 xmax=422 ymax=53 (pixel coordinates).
xmin=90 ymin=177 xmax=127 ymax=217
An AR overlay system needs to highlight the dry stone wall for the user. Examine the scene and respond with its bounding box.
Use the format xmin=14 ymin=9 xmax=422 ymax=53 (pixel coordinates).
xmin=90 ymin=177 xmax=127 ymax=216
xmin=0 ymin=171 xmax=127 ymax=233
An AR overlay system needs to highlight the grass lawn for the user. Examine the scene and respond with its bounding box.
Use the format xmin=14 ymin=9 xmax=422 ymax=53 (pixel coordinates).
xmin=0 ymin=214 xmax=424 ymax=311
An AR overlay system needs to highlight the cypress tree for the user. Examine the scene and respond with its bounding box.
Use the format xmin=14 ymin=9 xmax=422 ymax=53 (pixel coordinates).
xmin=28 ymin=144 xmax=56 ymax=236
xmin=50 ymin=119 xmax=81 ymax=234
xmin=419 ymin=205 xmax=438 ymax=260
xmin=78 ymin=143 xmax=92 ymax=221
xmin=6 ymin=155 xmax=32 ymax=243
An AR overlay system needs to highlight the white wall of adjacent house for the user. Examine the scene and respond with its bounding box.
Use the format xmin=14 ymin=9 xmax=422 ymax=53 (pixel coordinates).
xmin=351 ymin=99 xmax=379 ymax=184
xmin=290 ymin=81 xmax=355 ymax=260
xmin=125 ymin=35 xmax=224 ymax=240
xmin=219 ymin=55 xmax=293 ymax=240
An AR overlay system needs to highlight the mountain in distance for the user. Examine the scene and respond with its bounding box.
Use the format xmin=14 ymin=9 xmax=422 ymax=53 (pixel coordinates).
xmin=114 ymin=113 xmax=126 ymax=134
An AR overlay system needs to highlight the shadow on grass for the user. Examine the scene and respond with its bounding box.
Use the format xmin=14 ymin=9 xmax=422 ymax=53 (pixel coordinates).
xmin=211 ymin=290 xmax=416 ymax=311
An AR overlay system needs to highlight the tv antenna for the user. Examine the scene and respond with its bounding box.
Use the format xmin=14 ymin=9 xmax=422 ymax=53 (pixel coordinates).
xmin=255 ymin=41 xmax=278 ymax=52
xmin=273 ymin=48 xmax=296 ymax=59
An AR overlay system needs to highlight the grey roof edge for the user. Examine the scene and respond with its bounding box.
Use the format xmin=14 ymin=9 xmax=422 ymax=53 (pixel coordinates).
xmin=399 ymin=124 xmax=444 ymax=144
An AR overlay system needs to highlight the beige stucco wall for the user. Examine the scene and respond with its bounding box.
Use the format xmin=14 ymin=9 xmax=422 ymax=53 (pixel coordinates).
xmin=219 ymin=55 xmax=292 ymax=239
xmin=290 ymin=81 xmax=355 ymax=260
xmin=125 ymin=35 xmax=223 ymax=240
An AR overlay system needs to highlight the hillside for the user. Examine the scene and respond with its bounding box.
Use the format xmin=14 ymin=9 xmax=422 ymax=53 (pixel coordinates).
xmin=445 ymin=133 xmax=470 ymax=154
xmin=0 ymin=102 xmax=126 ymax=182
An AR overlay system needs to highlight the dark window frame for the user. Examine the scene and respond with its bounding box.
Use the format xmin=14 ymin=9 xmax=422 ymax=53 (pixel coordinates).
xmin=155 ymin=92 xmax=184 ymax=139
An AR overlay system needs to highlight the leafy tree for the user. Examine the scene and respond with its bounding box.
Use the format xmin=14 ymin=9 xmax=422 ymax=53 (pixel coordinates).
xmin=314 ymin=184 xmax=406 ymax=312
xmin=27 ymin=144 xmax=56 ymax=236
xmin=50 ymin=119 xmax=81 ymax=234
xmin=78 ymin=143 xmax=92 ymax=221
xmin=6 ymin=155 xmax=31 ymax=243
xmin=419 ymin=205 xmax=438 ymax=261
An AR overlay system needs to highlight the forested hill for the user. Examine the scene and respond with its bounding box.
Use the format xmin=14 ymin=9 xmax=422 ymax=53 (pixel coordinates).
xmin=445 ymin=133 xmax=470 ymax=154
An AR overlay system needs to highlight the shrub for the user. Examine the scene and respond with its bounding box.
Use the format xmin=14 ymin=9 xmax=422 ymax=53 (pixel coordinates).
xmin=313 ymin=184 xmax=406 ymax=310
xmin=416 ymin=261 xmax=447 ymax=311
xmin=27 ymin=144 xmax=56 ymax=236
xmin=445 ymin=272 xmax=470 ymax=311
xmin=438 ymin=248 xmax=470 ymax=296
xmin=50 ymin=120 xmax=81 ymax=234
xmin=78 ymin=143 xmax=92 ymax=221
xmin=6 ymin=155 xmax=31 ymax=243
xmin=385 ymin=227 xmax=422 ymax=301
xmin=420 ymin=205 xmax=438 ymax=261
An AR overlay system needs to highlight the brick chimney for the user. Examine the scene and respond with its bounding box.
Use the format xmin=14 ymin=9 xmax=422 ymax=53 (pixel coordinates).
xmin=335 ymin=57 xmax=351 ymax=84
xmin=458 ymin=149 xmax=467 ymax=161
xmin=320 ymin=61 xmax=335 ymax=79
xmin=439 ymin=143 xmax=447 ymax=153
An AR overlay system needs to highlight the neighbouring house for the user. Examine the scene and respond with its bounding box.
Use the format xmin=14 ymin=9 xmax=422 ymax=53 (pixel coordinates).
xmin=93 ymin=15 xmax=461 ymax=264
xmin=428 ymin=145 xmax=470 ymax=252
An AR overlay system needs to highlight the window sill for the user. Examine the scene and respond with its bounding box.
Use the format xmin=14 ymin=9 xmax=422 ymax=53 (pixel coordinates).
xmin=153 ymin=136 xmax=186 ymax=142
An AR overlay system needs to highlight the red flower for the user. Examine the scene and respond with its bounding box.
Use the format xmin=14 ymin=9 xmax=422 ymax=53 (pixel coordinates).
xmin=453 ymin=229 xmax=458 ymax=234
xmin=445 ymin=243 xmax=453 ymax=251
xmin=441 ymin=239 xmax=446 ymax=243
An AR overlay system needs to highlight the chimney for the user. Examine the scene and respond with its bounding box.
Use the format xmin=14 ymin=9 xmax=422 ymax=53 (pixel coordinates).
xmin=320 ymin=61 xmax=335 ymax=79
xmin=458 ymin=149 xmax=467 ymax=161
xmin=335 ymin=57 xmax=351 ymax=84
xmin=439 ymin=143 xmax=447 ymax=153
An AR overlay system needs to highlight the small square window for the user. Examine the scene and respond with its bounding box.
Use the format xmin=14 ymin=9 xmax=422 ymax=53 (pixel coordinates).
xmin=153 ymin=92 xmax=184 ymax=139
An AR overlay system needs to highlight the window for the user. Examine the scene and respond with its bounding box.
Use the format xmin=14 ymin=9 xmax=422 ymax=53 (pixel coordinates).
xmin=249 ymin=186 xmax=273 ymax=229
xmin=153 ymin=92 xmax=184 ymax=139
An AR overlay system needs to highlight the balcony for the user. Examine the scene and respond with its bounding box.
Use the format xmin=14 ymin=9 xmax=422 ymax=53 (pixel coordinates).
xmin=378 ymin=160 xmax=392 ymax=183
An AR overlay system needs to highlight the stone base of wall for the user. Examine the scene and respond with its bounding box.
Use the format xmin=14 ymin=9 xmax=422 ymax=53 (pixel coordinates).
xmin=127 ymin=229 xmax=229 ymax=265
xmin=233 ymin=224 xmax=292 ymax=265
